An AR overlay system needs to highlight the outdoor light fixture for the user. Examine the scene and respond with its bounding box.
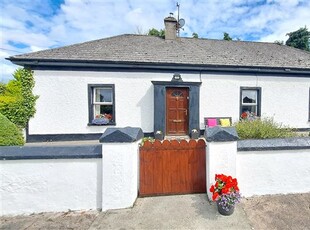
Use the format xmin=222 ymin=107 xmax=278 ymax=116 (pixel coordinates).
xmin=172 ymin=73 xmax=183 ymax=82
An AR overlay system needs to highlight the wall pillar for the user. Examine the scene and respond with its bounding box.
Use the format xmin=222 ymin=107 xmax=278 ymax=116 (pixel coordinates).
xmin=100 ymin=127 xmax=143 ymax=211
xmin=205 ymin=126 xmax=239 ymax=200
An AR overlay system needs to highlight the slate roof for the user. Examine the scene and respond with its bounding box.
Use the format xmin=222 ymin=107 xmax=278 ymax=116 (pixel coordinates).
xmin=8 ymin=34 xmax=310 ymax=70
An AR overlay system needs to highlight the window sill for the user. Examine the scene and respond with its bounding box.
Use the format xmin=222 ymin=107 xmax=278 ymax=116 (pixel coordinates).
xmin=87 ymin=123 xmax=116 ymax=126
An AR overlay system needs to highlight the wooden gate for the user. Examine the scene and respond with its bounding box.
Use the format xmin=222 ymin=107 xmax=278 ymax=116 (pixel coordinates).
xmin=139 ymin=139 xmax=206 ymax=196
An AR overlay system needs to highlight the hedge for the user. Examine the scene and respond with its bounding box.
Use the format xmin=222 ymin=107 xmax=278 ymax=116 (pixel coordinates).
xmin=0 ymin=113 xmax=24 ymax=146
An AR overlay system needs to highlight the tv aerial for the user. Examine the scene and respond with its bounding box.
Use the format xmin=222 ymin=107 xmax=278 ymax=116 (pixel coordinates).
xmin=176 ymin=2 xmax=185 ymax=37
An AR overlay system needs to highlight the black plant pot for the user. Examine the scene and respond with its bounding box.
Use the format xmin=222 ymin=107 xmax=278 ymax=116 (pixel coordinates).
xmin=190 ymin=131 xmax=199 ymax=139
xmin=155 ymin=133 xmax=164 ymax=140
xmin=216 ymin=201 xmax=235 ymax=216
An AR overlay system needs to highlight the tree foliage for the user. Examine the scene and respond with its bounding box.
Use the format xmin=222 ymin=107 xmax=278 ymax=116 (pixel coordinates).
xmin=0 ymin=113 xmax=24 ymax=146
xmin=274 ymin=40 xmax=284 ymax=45
xmin=192 ymin=33 xmax=199 ymax=38
xmin=0 ymin=68 xmax=39 ymax=128
xmin=285 ymin=26 xmax=310 ymax=51
xmin=223 ymin=32 xmax=232 ymax=41
xmin=148 ymin=28 xmax=165 ymax=38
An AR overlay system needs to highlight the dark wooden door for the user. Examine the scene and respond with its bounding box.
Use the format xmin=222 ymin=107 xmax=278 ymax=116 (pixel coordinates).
xmin=166 ymin=88 xmax=189 ymax=135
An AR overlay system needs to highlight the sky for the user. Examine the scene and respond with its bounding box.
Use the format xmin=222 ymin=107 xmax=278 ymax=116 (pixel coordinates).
xmin=1 ymin=0 xmax=310 ymax=82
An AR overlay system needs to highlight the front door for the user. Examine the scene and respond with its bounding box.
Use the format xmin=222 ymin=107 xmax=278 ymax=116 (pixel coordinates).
xmin=166 ymin=87 xmax=189 ymax=135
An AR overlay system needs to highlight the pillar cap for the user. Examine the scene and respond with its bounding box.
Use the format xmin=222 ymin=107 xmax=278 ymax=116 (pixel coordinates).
xmin=205 ymin=126 xmax=239 ymax=142
xmin=99 ymin=127 xmax=144 ymax=143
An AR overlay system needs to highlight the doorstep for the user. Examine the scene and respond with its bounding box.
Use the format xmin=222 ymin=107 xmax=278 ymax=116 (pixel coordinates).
xmin=164 ymin=135 xmax=190 ymax=141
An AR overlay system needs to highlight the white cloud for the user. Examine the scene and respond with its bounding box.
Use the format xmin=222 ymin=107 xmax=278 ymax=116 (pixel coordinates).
xmin=1 ymin=0 xmax=310 ymax=82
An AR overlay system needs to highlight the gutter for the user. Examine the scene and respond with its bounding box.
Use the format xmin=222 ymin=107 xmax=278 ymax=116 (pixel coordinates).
xmin=7 ymin=58 xmax=310 ymax=76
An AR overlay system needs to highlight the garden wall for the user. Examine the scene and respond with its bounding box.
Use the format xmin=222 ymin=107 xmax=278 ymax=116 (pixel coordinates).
xmin=0 ymin=145 xmax=102 ymax=216
xmin=1 ymin=132 xmax=309 ymax=216
xmin=0 ymin=127 xmax=142 ymax=216
xmin=237 ymin=137 xmax=310 ymax=197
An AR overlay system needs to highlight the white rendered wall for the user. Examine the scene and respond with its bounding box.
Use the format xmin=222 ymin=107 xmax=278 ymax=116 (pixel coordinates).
xmin=206 ymin=141 xmax=237 ymax=200
xmin=200 ymin=74 xmax=310 ymax=129
xmin=101 ymin=142 xmax=140 ymax=211
xmin=0 ymin=159 xmax=102 ymax=216
xmin=237 ymin=149 xmax=310 ymax=197
xmin=30 ymin=70 xmax=309 ymax=135
xmin=29 ymin=70 xmax=199 ymax=135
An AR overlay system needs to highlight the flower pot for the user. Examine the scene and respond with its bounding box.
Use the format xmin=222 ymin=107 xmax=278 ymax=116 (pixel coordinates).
xmin=155 ymin=132 xmax=164 ymax=140
xmin=190 ymin=129 xmax=199 ymax=139
xmin=216 ymin=201 xmax=235 ymax=216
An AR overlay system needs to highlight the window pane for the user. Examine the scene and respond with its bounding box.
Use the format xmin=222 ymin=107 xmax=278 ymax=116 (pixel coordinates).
xmin=241 ymin=105 xmax=257 ymax=115
xmin=94 ymin=105 xmax=113 ymax=121
xmin=242 ymin=90 xmax=257 ymax=104
xmin=95 ymin=88 xmax=112 ymax=103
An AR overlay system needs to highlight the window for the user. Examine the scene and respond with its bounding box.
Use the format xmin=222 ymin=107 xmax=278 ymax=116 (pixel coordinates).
xmin=88 ymin=84 xmax=115 ymax=125
xmin=240 ymin=87 xmax=261 ymax=117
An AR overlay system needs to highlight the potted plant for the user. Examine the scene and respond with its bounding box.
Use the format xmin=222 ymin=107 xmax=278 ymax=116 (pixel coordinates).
xmin=190 ymin=129 xmax=199 ymax=139
xmin=92 ymin=114 xmax=111 ymax=125
xmin=154 ymin=130 xmax=164 ymax=140
xmin=209 ymin=174 xmax=241 ymax=216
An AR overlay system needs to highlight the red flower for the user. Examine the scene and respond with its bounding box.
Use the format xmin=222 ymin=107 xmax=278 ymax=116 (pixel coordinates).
xmin=212 ymin=192 xmax=219 ymax=201
xmin=209 ymin=174 xmax=240 ymax=200
xmin=241 ymin=112 xmax=248 ymax=119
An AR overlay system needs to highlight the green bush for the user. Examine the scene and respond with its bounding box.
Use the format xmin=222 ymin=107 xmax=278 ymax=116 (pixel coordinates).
xmin=0 ymin=83 xmax=6 ymax=94
xmin=0 ymin=68 xmax=38 ymax=128
xmin=235 ymin=117 xmax=297 ymax=139
xmin=0 ymin=113 xmax=24 ymax=146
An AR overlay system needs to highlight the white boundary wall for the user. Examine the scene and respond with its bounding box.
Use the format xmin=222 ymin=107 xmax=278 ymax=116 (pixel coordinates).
xmin=0 ymin=159 xmax=102 ymax=216
xmin=0 ymin=139 xmax=141 ymax=216
xmin=206 ymin=141 xmax=237 ymax=200
xmin=237 ymin=149 xmax=310 ymax=197
xmin=101 ymin=142 xmax=140 ymax=211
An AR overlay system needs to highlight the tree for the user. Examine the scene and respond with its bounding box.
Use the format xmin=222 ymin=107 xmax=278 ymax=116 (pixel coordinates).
xmin=274 ymin=40 xmax=284 ymax=45
xmin=223 ymin=32 xmax=232 ymax=41
xmin=0 ymin=68 xmax=39 ymax=128
xmin=285 ymin=26 xmax=310 ymax=51
xmin=148 ymin=28 xmax=165 ymax=38
xmin=0 ymin=113 xmax=24 ymax=146
xmin=192 ymin=33 xmax=199 ymax=38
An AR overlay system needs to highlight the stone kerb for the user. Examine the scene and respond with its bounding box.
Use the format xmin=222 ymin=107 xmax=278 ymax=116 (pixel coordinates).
xmin=205 ymin=126 xmax=239 ymax=201
xmin=100 ymin=127 xmax=144 ymax=211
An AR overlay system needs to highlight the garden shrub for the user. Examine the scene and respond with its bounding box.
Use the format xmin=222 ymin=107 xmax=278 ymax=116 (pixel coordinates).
xmin=0 ymin=68 xmax=38 ymax=128
xmin=235 ymin=117 xmax=297 ymax=139
xmin=0 ymin=83 xmax=6 ymax=94
xmin=140 ymin=137 xmax=155 ymax=146
xmin=0 ymin=113 xmax=24 ymax=146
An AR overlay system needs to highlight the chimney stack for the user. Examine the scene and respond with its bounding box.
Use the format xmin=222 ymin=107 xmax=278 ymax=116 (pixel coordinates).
xmin=164 ymin=15 xmax=177 ymax=40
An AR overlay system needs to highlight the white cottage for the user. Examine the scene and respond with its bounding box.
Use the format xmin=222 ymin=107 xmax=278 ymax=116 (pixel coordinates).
xmin=7 ymin=16 xmax=310 ymax=142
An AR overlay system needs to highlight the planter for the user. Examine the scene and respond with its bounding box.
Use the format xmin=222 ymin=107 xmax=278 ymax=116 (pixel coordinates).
xmin=190 ymin=129 xmax=199 ymax=139
xmin=155 ymin=132 xmax=164 ymax=140
xmin=216 ymin=201 xmax=235 ymax=216
xmin=92 ymin=118 xmax=109 ymax=125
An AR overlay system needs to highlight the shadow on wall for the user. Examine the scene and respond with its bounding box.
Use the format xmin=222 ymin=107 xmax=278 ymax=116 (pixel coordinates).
xmin=96 ymin=159 xmax=103 ymax=209
xmin=137 ymin=86 xmax=154 ymax=132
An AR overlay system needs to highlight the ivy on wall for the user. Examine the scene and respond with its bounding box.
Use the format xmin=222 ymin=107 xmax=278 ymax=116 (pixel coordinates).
xmin=0 ymin=68 xmax=39 ymax=128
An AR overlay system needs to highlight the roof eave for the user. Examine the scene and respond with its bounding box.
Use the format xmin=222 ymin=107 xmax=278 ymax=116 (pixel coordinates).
xmin=7 ymin=58 xmax=310 ymax=75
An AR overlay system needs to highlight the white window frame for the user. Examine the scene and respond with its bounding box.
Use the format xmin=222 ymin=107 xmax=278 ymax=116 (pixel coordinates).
xmin=88 ymin=84 xmax=115 ymax=125
xmin=93 ymin=87 xmax=113 ymax=117
xmin=240 ymin=87 xmax=261 ymax=117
